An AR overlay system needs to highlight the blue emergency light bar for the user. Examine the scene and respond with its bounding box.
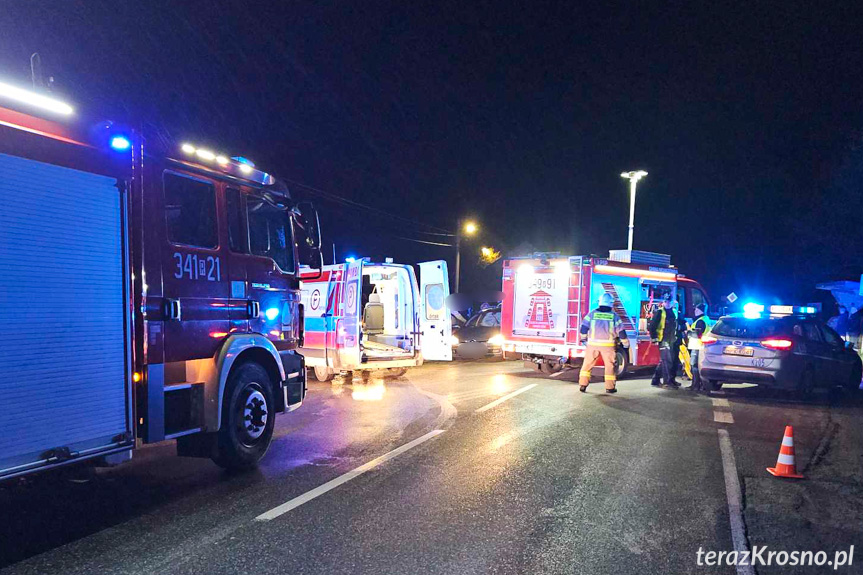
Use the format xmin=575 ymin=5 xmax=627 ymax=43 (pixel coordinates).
xmin=742 ymin=302 xmax=816 ymax=319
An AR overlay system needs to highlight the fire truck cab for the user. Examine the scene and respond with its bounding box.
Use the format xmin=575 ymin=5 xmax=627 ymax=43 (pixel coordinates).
xmin=500 ymin=250 xmax=710 ymax=376
xmin=0 ymin=83 xmax=322 ymax=480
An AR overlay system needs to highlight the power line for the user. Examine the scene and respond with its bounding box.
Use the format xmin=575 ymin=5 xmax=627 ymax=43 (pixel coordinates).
xmin=314 ymin=201 xmax=455 ymax=247
xmin=395 ymin=236 xmax=453 ymax=247
xmin=282 ymin=177 xmax=453 ymax=234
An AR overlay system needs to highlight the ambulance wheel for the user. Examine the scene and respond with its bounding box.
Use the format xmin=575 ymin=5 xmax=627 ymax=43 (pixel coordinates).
xmin=615 ymin=349 xmax=629 ymax=378
xmin=313 ymin=366 xmax=334 ymax=382
xmin=213 ymin=362 xmax=275 ymax=471
xmin=540 ymin=361 xmax=562 ymax=375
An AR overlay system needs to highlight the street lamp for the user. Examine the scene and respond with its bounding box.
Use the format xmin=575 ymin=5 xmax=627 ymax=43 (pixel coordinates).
xmin=620 ymin=170 xmax=648 ymax=251
xmin=455 ymin=220 xmax=477 ymax=294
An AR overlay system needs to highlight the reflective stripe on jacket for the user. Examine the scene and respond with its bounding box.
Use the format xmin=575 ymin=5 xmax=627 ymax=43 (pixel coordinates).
xmin=687 ymin=316 xmax=709 ymax=350
xmin=581 ymin=308 xmax=624 ymax=347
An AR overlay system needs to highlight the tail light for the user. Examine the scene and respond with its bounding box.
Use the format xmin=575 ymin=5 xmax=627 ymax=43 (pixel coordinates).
xmin=701 ymin=334 xmax=719 ymax=345
xmin=761 ymin=338 xmax=793 ymax=351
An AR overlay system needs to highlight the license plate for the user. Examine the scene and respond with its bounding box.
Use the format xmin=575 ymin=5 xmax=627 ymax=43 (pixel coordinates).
xmin=724 ymin=346 xmax=754 ymax=357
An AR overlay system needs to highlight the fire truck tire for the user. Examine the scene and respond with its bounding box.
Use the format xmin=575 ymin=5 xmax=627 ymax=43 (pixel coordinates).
xmin=387 ymin=367 xmax=409 ymax=377
xmin=614 ymin=349 xmax=629 ymax=378
xmin=540 ymin=361 xmax=562 ymax=375
xmin=213 ymin=362 xmax=276 ymax=470
xmin=313 ymin=366 xmax=335 ymax=382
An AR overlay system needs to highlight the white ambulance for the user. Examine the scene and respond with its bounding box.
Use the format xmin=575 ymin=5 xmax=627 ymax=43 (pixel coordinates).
xmin=300 ymin=259 xmax=452 ymax=381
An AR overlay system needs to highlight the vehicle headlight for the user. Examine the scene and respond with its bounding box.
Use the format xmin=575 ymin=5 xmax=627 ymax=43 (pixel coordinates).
xmin=449 ymin=335 xmax=460 ymax=346
xmin=488 ymin=334 xmax=504 ymax=346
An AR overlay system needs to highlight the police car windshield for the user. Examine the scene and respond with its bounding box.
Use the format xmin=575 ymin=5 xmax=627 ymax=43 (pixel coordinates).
xmin=711 ymin=316 xmax=796 ymax=339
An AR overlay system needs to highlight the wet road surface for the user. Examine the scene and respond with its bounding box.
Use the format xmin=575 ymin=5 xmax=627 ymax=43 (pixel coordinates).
xmin=1 ymin=361 xmax=861 ymax=574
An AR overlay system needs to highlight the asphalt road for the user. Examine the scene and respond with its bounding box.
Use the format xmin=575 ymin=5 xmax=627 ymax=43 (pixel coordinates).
xmin=1 ymin=361 xmax=861 ymax=574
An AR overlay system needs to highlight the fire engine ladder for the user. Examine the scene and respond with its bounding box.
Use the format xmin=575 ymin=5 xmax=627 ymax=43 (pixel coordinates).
xmin=565 ymin=256 xmax=585 ymax=346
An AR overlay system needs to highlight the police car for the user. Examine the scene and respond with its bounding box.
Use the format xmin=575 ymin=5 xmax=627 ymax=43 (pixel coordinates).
xmin=699 ymin=304 xmax=862 ymax=395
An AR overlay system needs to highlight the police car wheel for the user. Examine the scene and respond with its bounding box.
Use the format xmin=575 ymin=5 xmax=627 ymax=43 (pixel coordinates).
xmin=213 ymin=362 xmax=275 ymax=470
xmin=847 ymin=362 xmax=862 ymax=393
xmin=797 ymin=368 xmax=815 ymax=399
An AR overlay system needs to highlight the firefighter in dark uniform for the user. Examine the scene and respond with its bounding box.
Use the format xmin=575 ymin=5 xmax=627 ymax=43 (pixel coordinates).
xmin=649 ymin=293 xmax=680 ymax=388
xmin=686 ymin=303 xmax=710 ymax=392
xmin=579 ymin=292 xmax=628 ymax=393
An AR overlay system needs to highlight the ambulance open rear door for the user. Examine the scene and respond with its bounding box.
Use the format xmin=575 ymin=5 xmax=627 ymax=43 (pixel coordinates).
xmin=418 ymin=260 xmax=452 ymax=361
xmin=337 ymin=259 xmax=363 ymax=368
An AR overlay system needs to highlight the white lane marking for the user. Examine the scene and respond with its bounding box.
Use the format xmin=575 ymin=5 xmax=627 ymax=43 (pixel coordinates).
xmin=474 ymin=384 xmax=538 ymax=414
xmin=714 ymin=411 xmax=735 ymax=424
xmin=711 ymin=398 xmax=730 ymax=408
xmin=717 ymin=429 xmax=756 ymax=575
xmin=550 ymin=370 xmax=568 ymax=378
xmin=255 ymin=429 xmax=446 ymax=522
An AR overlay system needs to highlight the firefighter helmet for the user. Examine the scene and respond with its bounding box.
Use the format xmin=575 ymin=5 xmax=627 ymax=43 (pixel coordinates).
xmin=599 ymin=292 xmax=614 ymax=307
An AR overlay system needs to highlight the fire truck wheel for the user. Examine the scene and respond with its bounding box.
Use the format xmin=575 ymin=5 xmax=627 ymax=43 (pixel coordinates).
xmin=313 ymin=366 xmax=335 ymax=382
xmin=614 ymin=349 xmax=629 ymax=378
xmin=213 ymin=362 xmax=276 ymax=470
xmin=386 ymin=368 xmax=409 ymax=377
xmin=540 ymin=361 xmax=562 ymax=375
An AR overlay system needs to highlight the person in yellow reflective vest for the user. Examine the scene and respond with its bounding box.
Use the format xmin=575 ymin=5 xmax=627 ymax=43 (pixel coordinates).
xmin=579 ymin=292 xmax=628 ymax=394
xmin=649 ymin=293 xmax=680 ymax=388
xmin=686 ymin=303 xmax=710 ymax=392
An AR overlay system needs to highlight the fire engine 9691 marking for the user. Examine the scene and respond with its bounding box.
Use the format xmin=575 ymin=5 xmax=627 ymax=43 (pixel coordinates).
xmin=174 ymin=252 xmax=221 ymax=282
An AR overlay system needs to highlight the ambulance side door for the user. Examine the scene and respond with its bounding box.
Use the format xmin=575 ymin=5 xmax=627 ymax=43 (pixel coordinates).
xmin=418 ymin=260 xmax=452 ymax=361
xmin=339 ymin=260 xmax=363 ymax=367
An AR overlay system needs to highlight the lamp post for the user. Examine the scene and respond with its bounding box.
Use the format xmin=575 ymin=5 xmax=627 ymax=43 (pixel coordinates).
xmin=620 ymin=170 xmax=648 ymax=251
xmin=455 ymin=220 xmax=477 ymax=294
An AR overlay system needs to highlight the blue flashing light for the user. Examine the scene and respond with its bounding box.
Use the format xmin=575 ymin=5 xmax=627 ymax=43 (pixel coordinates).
xmin=742 ymin=302 xmax=763 ymax=319
xmin=743 ymin=302 xmax=764 ymax=314
xmin=264 ymin=307 xmax=280 ymax=321
xmin=345 ymin=256 xmax=356 ymax=263
xmin=231 ymin=156 xmax=255 ymax=167
xmin=109 ymin=135 xmax=131 ymax=151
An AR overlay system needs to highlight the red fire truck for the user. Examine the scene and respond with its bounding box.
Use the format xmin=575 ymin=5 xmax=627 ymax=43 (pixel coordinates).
xmin=500 ymin=250 xmax=710 ymax=375
xmin=0 ymin=82 xmax=323 ymax=480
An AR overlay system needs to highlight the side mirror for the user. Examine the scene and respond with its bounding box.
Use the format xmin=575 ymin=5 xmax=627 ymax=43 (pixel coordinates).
xmin=846 ymin=341 xmax=855 ymax=351
xmin=295 ymin=201 xmax=322 ymax=250
xmin=294 ymin=201 xmax=323 ymax=274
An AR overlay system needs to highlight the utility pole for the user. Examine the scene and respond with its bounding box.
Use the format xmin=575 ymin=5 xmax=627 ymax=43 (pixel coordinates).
xmin=620 ymin=170 xmax=648 ymax=251
xmin=454 ymin=220 xmax=477 ymax=294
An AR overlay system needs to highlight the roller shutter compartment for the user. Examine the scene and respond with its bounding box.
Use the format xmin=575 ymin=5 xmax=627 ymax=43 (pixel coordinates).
xmin=0 ymin=152 xmax=132 ymax=478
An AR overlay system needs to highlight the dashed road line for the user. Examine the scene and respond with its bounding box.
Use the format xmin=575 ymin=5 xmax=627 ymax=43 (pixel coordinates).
xmin=717 ymin=428 xmax=756 ymax=575
xmin=711 ymin=398 xmax=730 ymax=408
xmin=255 ymin=429 xmax=446 ymax=522
xmin=474 ymin=384 xmax=538 ymax=414
xmin=714 ymin=411 xmax=735 ymax=424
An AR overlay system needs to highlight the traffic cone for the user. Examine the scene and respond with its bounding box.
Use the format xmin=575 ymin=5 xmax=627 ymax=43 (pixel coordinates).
xmin=766 ymin=425 xmax=804 ymax=479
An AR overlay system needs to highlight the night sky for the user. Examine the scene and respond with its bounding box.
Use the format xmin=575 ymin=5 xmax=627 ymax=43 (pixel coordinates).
xmin=3 ymin=1 xmax=863 ymax=306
